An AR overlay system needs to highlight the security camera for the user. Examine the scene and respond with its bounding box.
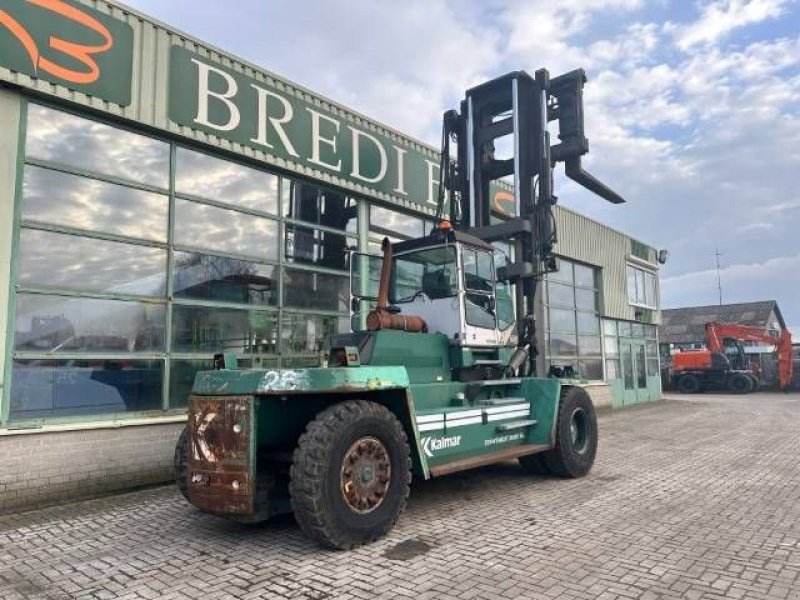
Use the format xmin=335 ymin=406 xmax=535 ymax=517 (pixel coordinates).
xmin=657 ymin=249 xmax=669 ymax=265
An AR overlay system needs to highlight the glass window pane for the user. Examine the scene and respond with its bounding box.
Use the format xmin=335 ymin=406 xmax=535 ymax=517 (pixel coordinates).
xmin=548 ymin=259 xmax=574 ymax=284
xmin=647 ymin=358 xmax=660 ymax=377
xmin=578 ymin=335 xmax=602 ymax=356
xmin=632 ymin=323 xmax=645 ymax=338
xmin=463 ymin=249 xmax=494 ymax=292
xmin=637 ymin=344 xmax=647 ymax=387
xmin=18 ymin=229 xmax=167 ymax=296
xmin=283 ymin=269 xmax=349 ymax=312
xmin=627 ymin=265 xmax=637 ymax=304
xmin=645 ymin=325 xmax=658 ymax=339
xmin=575 ymin=287 xmax=598 ymax=312
xmin=547 ymin=282 xmax=575 ymax=307
xmin=645 ymin=272 xmax=657 ymax=307
xmin=577 ymin=312 xmax=600 ymax=335
xmin=15 ymin=294 xmax=165 ymax=353
xmin=281 ymin=313 xmax=349 ymax=357
xmin=636 ymin=269 xmax=646 ymax=304
xmin=26 ymin=104 xmax=169 ymax=188
xmin=465 ymin=292 xmax=497 ymax=328
xmin=604 ymin=335 xmax=619 ymax=358
xmin=603 ymin=319 xmax=617 ymax=336
xmin=171 ymin=306 xmax=278 ymax=355
xmin=22 ymin=166 xmax=168 ymax=242
xmin=646 ymin=339 xmax=659 ymax=358
xmin=173 ymin=252 xmax=278 ymax=306
xmin=285 ymin=180 xmax=357 ymax=232
xmin=174 ymin=199 xmax=278 ymax=261
xmin=548 ymin=308 xmax=576 ymax=333
xmin=370 ymin=205 xmax=422 ymax=238
xmin=619 ymin=321 xmax=633 ymax=337
xmin=574 ymin=263 xmax=596 ymax=288
xmin=605 ymin=358 xmax=620 ymax=380
xmin=622 ymin=344 xmax=634 ymax=390
xmin=11 ymin=359 xmax=163 ymax=420
xmin=175 ymin=147 xmax=278 ymax=214
xmin=578 ymin=359 xmax=603 ymax=380
xmin=549 ymin=332 xmax=577 ymax=356
xmin=285 ymin=224 xmax=354 ymax=271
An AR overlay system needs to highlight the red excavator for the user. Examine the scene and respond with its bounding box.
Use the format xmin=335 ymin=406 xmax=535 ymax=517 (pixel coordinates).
xmin=671 ymin=322 xmax=794 ymax=394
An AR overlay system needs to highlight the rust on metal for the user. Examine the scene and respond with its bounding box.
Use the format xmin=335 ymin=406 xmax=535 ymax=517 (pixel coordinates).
xmin=367 ymin=237 xmax=427 ymax=333
xmin=339 ymin=436 xmax=392 ymax=514
xmin=187 ymin=395 xmax=255 ymax=515
xmin=428 ymin=444 xmax=551 ymax=477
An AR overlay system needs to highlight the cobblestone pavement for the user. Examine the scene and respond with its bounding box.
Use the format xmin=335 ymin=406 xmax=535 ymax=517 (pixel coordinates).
xmin=2 ymin=393 xmax=800 ymax=600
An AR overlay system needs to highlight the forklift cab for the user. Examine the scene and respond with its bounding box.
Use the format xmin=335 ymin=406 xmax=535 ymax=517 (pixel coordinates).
xmin=350 ymin=228 xmax=515 ymax=347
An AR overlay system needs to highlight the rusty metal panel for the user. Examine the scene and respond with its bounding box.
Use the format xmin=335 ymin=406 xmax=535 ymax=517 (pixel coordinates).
xmin=187 ymin=395 xmax=255 ymax=515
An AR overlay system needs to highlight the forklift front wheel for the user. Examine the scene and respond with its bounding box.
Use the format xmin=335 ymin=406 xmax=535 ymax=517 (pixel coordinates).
xmin=289 ymin=400 xmax=412 ymax=550
xmin=541 ymin=386 xmax=598 ymax=478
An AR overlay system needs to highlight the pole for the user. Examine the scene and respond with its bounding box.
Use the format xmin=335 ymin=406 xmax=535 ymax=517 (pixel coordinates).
xmin=714 ymin=247 xmax=723 ymax=306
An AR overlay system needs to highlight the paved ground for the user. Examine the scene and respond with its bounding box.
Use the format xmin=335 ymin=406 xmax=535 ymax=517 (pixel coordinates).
xmin=2 ymin=392 xmax=800 ymax=600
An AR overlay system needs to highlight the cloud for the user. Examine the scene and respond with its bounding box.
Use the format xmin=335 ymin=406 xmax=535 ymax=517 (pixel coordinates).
xmin=674 ymin=0 xmax=789 ymax=50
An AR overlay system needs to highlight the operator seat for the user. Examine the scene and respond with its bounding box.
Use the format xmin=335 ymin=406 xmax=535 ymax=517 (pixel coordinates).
xmin=422 ymin=270 xmax=452 ymax=299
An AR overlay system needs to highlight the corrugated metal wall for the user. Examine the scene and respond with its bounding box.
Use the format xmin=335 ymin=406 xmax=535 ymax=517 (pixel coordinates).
xmin=554 ymin=205 xmax=660 ymax=323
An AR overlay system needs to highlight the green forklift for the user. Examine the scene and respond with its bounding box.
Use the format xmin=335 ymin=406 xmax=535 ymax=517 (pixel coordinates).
xmin=174 ymin=68 xmax=625 ymax=549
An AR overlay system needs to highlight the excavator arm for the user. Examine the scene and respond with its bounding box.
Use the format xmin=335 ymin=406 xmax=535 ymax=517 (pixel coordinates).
xmin=704 ymin=323 xmax=794 ymax=391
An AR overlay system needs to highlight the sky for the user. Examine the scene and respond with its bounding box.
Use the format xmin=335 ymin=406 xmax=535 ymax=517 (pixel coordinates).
xmin=124 ymin=0 xmax=800 ymax=335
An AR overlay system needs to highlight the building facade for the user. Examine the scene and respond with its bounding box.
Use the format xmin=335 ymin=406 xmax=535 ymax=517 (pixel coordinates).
xmin=0 ymin=0 xmax=661 ymax=513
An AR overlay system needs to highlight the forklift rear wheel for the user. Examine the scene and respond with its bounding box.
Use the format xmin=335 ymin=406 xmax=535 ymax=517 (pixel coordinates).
xmin=727 ymin=372 xmax=754 ymax=394
xmin=676 ymin=374 xmax=702 ymax=394
xmin=173 ymin=425 xmax=190 ymax=502
xmin=540 ymin=386 xmax=598 ymax=478
xmin=289 ymin=400 xmax=411 ymax=550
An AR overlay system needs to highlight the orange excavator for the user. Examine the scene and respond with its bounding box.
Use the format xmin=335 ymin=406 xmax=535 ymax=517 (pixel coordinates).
xmin=671 ymin=322 xmax=794 ymax=394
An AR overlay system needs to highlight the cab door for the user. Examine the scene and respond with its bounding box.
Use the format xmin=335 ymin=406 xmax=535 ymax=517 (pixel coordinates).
xmin=460 ymin=247 xmax=499 ymax=346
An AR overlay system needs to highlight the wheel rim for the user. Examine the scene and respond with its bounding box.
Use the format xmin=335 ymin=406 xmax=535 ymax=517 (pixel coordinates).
xmin=340 ymin=436 xmax=391 ymax=514
xmin=570 ymin=408 xmax=590 ymax=454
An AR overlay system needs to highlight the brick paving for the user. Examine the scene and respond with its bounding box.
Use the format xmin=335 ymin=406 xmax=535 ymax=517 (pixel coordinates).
xmin=1 ymin=392 xmax=800 ymax=600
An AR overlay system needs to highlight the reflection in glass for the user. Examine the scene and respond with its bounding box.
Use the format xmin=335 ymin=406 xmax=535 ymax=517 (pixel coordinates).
xmin=577 ymin=312 xmax=600 ymax=335
xmin=11 ymin=359 xmax=163 ymax=420
xmin=578 ymin=335 xmax=602 ymax=356
xmin=174 ymin=199 xmax=278 ymax=261
xmin=283 ymin=269 xmax=349 ymax=312
xmin=637 ymin=344 xmax=647 ymax=388
xmin=547 ymin=282 xmax=574 ymax=307
xmin=548 ymin=308 xmax=576 ymax=333
xmin=173 ymin=252 xmax=277 ymax=306
xmin=281 ymin=313 xmax=347 ymax=356
xmin=575 ymin=288 xmax=598 ymax=312
xmin=26 ymin=104 xmax=169 ymax=188
xmin=622 ymin=344 xmax=634 ymax=390
xmin=14 ymin=294 xmax=165 ymax=353
xmin=285 ymin=180 xmax=357 ymax=233
xmin=605 ymin=358 xmax=620 ymax=380
xmin=574 ymin=263 xmax=596 ymax=288
xmin=578 ymin=359 xmax=603 ymax=380
xmin=285 ymin=224 xmax=353 ymax=271
xmin=548 ymin=259 xmax=574 ymax=284
xmin=175 ymin=147 xmax=278 ymax=214
xmin=171 ymin=306 xmax=278 ymax=355
xmin=169 ymin=359 xmax=213 ymax=409
xmin=23 ymin=166 xmax=168 ymax=242
xmin=18 ymin=229 xmax=167 ymax=296
xmin=549 ymin=332 xmax=577 ymax=356
xmin=370 ymin=205 xmax=422 ymax=238
xmin=604 ymin=335 xmax=619 ymax=358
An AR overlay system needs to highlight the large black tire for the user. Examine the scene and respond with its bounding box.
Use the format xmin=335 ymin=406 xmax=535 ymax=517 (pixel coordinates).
xmin=538 ymin=386 xmax=598 ymax=478
xmin=727 ymin=372 xmax=754 ymax=394
xmin=289 ymin=400 xmax=411 ymax=550
xmin=174 ymin=425 xmax=190 ymax=502
xmin=676 ymin=373 xmax=702 ymax=394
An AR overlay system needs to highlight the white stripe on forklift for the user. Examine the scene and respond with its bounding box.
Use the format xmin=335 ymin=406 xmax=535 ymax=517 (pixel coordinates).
xmin=445 ymin=409 xmax=483 ymax=420
xmin=484 ymin=403 xmax=529 ymax=415
xmin=416 ymin=413 xmax=445 ymax=423
xmin=487 ymin=409 xmax=530 ymax=422
xmin=445 ymin=416 xmax=484 ymax=428
xmin=417 ymin=422 xmax=445 ymax=432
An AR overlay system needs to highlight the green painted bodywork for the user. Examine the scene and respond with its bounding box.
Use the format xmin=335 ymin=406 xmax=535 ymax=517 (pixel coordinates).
xmin=189 ymin=330 xmax=564 ymax=519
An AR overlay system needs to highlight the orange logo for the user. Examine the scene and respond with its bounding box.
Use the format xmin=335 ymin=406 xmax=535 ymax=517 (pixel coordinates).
xmin=494 ymin=190 xmax=515 ymax=216
xmin=0 ymin=0 xmax=113 ymax=85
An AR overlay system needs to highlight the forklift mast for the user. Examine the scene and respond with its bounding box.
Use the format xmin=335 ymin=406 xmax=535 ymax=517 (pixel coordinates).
xmin=437 ymin=69 xmax=625 ymax=375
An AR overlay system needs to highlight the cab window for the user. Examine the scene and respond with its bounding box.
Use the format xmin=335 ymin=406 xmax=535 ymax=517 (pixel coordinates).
xmin=462 ymin=248 xmax=496 ymax=329
xmin=392 ymin=246 xmax=457 ymax=302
